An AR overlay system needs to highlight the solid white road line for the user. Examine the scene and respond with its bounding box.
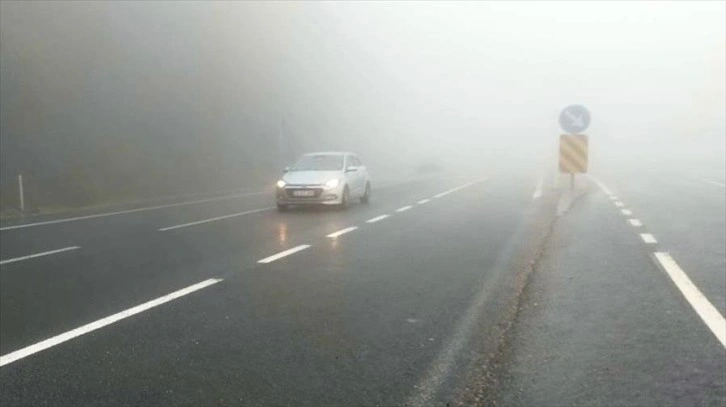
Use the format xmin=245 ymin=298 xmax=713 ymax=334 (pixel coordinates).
xmin=702 ymin=179 xmax=726 ymax=187
xmin=0 ymin=191 xmax=268 ymax=231
xmin=628 ymin=219 xmax=643 ymax=227
xmin=327 ymin=226 xmax=358 ymax=238
xmin=257 ymin=245 xmax=311 ymax=264
xmin=0 ymin=278 xmax=222 ymax=367
xmin=366 ymin=214 xmax=390 ymax=224
xmin=532 ymin=177 xmax=544 ymax=199
xmin=621 ymin=209 xmax=633 ymax=216
xmin=653 ymin=252 xmax=726 ymax=348
xmin=396 ymin=205 xmax=413 ymax=213
xmin=610 ymin=196 xmax=619 ymax=201
xmin=614 ymin=201 xmax=625 ymax=207
xmin=417 ymin=199 xmax=431 ymax=205
xmin=640 ymin=233 xmax=657 ymax=244
xmin=158 ymin=207 xmax=274 ymax=231
xmin=0 ymin=246 xmax=81 ymax=266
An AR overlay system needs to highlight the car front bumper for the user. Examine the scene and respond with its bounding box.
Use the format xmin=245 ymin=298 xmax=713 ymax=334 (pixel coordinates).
xmin=276 ymin=186 xmax=343 ymax=205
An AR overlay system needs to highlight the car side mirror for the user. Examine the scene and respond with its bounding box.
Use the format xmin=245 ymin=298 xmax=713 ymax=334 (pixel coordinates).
xmin=346 ymin=166 xmax=358 ymax=172
xmin=283 ymin=167 xmax=290 ymax=173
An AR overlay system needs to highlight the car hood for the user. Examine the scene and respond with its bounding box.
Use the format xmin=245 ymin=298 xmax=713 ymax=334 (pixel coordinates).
xmin=283 ymin=170 xmax=342 ymax=186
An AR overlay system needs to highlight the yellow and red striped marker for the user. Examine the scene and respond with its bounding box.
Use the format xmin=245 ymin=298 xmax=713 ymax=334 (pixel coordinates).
xmin=559 ymin=134 xmax=588 ymax=173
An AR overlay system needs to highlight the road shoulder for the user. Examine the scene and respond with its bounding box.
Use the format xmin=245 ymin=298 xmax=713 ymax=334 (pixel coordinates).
xmin=488 ymin=180 xmax=726 ymax=406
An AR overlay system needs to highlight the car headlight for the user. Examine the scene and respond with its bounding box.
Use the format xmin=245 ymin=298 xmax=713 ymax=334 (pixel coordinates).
xmin=324 ymin=178 xmax=340 ymax=189
xmin=276 ymin=180 xmax=286 ymax=188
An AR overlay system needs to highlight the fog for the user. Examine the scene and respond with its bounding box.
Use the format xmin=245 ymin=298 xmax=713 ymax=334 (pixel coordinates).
xmin=1 ymin=1 xmax=724 ymax=211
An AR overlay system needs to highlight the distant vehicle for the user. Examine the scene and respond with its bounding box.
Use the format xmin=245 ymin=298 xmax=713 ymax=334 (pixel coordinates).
xmin=275 ymin=152 xmax=372 ymax=211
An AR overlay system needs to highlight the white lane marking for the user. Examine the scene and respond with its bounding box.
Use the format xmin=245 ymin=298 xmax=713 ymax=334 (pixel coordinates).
xmin=589 ymin=175 xmax=613 ymax=196
xmin=396 ymin=205 xmax=413 ymax=213
xmin=327 ymin=226 xmax=358 ymax=238
xmin=640 ymin=233 xmax=657 ymax=244
xmin=417 ymin=199 xmax=431 ymax=205
xmin=592 ymin=178 xmax=627 ymax=209
xmin=158 ymin=207 xmax=274 ymax=231
xmin=593 ymin=176 xmax=726 ymax=349
xmin=0 ymin=191 xmax=268 ymax=231
xmin=432 ymin=180 xmax=483 ymax=199
xmin=628 ymin=219 xmax=643 ymax=227
xmin=653 ymin=252 xmax=726 ymax=348
xmin=0 ymin=278 xmax=222 ymax=367
xmin=532 ymin=177 xmax=544 ymax=199
xmin=366 ymin=214 xmax=390 ymax=224
xmin=0 ymin=246 xmax=81 ymax=266
xmin=257 ymin=245 xmax=311 ymax=264
xmin=702 ymin=179 xmax=726 ymax=187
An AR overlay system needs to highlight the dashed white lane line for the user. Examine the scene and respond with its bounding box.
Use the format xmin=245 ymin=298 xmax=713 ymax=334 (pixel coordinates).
xmin=432 ymin=180 xmax=483 ymax=199
xmin=590 ymin=177 xmax=613 ymax=196
xmin=159 ymin=207 xmax=274 ymax=231
xmin=640 ymin=233 xmax=657 ymax=244
xmin=0 ymin=278 xmax=222 ymax=367
xmin=417 ymin=199 xmax=431 ymax=205
xmin=0 ymin=191 xmax=268 ymax=231
xmin=0 ymin=246 xmax=81 ymax=266
xmin=257 ymin=245 xmax=311 ymax=264
xmin=654 ymin=252 xmax=726 ymax=348
xmin=702 ymin=179 xmax=726 ymax=188
xmin=614 ymin=201 xmax=625 ymax=208
xmin=594 ymin=175 xmax=726 ymax=349
xmin=327 ymin=226 xmax=358 ymax=238
xmin=396 ymin=205 xmax=413 ymax=213
xmin=366 ymin=214 xmax=390 ymax=224
xmin=628 ymin=219 xmax=643 ymax=227
xmin=621 ymin=209 xmax=633 ymax=216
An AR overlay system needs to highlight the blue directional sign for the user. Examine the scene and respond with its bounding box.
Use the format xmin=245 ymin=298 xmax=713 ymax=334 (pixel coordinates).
xmin=559 ymin=105 xmax=590 ymax=134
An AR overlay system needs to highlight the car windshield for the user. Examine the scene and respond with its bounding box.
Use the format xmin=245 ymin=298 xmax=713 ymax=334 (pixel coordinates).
xmin=291 ymin=155 xmax=344 ymax=171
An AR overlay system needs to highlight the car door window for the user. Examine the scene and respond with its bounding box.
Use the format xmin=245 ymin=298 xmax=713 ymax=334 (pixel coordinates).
xmin=346 ymin=156 xmax=358 ymax=170
xmin=347 ymin=156 xmax=362 ymax=192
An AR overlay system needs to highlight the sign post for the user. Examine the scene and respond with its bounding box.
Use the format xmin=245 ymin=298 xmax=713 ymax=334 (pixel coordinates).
xmin=558 ymin=105 xmax=591 ymax=189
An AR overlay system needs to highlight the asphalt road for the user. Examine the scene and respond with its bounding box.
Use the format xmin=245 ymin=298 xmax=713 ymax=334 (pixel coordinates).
xmin=1 ymin=166 xmax=724 ymax=406
xmin=489 ymin=171 xmax=726 ymax=407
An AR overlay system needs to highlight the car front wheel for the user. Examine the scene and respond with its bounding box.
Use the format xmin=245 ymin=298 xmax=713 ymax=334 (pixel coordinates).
xmin=360 ymin=182 xmax=371 ymax=204
xmin=339 ymin=186 xmax=350 ymax=210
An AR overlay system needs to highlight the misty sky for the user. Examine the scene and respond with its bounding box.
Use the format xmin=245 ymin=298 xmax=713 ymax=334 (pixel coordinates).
xmin=1 ymin=1 xmax=724 ymax=193
xmin=324 ymin=1 xmax=725 ymax=153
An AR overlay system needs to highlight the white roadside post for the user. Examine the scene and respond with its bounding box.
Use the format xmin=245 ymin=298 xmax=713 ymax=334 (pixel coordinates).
xmin=18 ymin=173 xmax=25 ymax=213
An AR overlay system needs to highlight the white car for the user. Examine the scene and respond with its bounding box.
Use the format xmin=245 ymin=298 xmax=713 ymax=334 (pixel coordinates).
xmin=275 ymin=152 xmax=372 ymax=210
